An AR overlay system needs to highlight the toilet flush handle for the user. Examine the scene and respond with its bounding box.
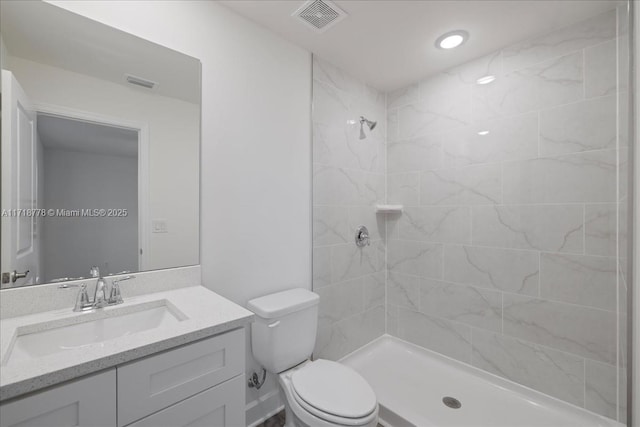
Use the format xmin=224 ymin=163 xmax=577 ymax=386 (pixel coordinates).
xmin=267 ymin=321 xmax=280 ymax=328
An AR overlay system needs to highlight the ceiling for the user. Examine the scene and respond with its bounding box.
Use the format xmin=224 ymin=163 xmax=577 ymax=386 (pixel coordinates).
xmin=220 ymin=0 xmax=621 ymax=92
xmin=1 ymin=1 xmax=200 ymax=104
xmin=38 ymin=114 xmax=138 ymax=158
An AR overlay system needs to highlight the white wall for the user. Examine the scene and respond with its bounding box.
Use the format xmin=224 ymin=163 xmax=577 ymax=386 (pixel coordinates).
xmin=0 ymin=35 xmax=7 ymax=74
xmin=633 ymin=3 xmax=639 ymax=425
xmin=46 ymin=2 xmax=312 ymax=424
xmin=42 ymin=149 xmax=138 ymax=281
xmin=8 ymin=56 xmax=200 ymax=272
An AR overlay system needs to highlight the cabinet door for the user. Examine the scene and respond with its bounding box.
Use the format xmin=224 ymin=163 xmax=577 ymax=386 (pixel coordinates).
xmin=0 ymin=370 xmax=116 ymax=427
xmin=126 ymin=375 xmax=245 ymax=427
xmin=117 ymin=329 xmax=244 ymax=426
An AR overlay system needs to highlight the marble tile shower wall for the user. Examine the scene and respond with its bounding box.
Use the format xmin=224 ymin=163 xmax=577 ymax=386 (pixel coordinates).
xmin=385 ymin=10 xmax=626 ymax=422
xmin=312 ymin=57 xmax=387 ymax=361
xmin=616 ymin=4 xmax=631 ymax=424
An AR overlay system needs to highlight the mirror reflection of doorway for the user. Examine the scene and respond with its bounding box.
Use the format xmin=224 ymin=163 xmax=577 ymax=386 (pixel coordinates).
xmin=37 ymin=114 xmax=139 ymax=282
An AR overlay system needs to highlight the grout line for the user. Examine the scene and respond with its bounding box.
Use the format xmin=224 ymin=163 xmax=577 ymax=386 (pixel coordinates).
xmin=538 ymin=251 xmax=542 ymax=298
xmin=583 ymin=358 xmax=587 ymax=409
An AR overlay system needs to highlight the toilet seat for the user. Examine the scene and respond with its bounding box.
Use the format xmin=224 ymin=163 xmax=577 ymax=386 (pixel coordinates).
xmin=289 ymin=359 xmax=377 ymax=425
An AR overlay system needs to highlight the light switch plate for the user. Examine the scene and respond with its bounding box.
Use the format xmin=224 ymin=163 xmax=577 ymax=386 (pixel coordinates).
xmin=152 ymin=219 xmax=168 ymax=233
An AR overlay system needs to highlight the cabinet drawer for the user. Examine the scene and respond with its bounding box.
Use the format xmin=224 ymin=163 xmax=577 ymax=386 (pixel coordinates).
xmin=0 ymin=370 xmax=116 ymax=427
xmin=126 ymin=374 xmax=245 ymax=427
xmin=117 ymin=329 xmax=244 ymax=426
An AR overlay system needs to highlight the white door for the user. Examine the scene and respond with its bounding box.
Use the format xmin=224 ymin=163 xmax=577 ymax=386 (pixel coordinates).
xmin=1 ymin=70 xmax=38 ymax=287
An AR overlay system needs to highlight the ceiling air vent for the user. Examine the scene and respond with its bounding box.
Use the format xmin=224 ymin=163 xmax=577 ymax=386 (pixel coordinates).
xmin=124 ymin=74 xmax=158 ymax=90
xmin=293 ymin=0 xmax=347 ymax=33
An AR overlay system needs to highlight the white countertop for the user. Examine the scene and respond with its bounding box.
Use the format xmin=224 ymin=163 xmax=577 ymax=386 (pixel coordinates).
xmin=0 ymin=285 xmax=254 ymax=401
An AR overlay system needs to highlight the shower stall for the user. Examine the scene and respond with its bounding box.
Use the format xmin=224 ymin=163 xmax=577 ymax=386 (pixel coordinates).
xmin=311 ymin=2 xmax=634 ymax=425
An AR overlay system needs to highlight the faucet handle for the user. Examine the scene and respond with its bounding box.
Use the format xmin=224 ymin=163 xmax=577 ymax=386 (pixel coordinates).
xmin=109 ymin=275 xmax=135 ymax=304
xmin=73 ymin=284 xmax=91 ymax=312
xmin=89 ymin=266 xmax=100 ymax=278
xmin=109 ymin=281 xmax=123 ymax=305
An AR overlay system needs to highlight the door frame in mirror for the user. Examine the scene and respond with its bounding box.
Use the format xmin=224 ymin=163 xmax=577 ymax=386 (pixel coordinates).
xmin=30 ymin=102 xmax=150 ymax=273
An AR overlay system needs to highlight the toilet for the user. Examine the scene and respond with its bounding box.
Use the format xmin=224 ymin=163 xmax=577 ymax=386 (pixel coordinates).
xmin=247 ymin=288 xmax=379 ymax=427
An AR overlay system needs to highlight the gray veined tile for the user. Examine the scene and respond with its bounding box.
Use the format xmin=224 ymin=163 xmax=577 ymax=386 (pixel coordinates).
xmin=362 ymin=83 xmax=386 ymax=117
xmin=387 ymin=272 xmax=420 ymax=310
xmin=585 ymin=359 xmax=618 ymax=420
xmin=314 ymin=315 xmax=333 ymax=360
xmin=420 ymin=163 xmax=502 ymax=206
xmin=398 ymin=100 xmax=470 ymax=140
xmin=585 ymin=39 xmax=617 ymax=99
xmin=387 ymin=173 xmax=420 ymax=206
xmin=471 ymin=329 xmax=585 ymax=407
xmin=387 ymin=84 xmax=419 ymax=110
xmin=617 ymin=33 xmax=630 ymax=94
xmin=398 ymin=206 xmax=471 ymax=244
xmin=502 ymin=150 xmax=617 ymax=204
xmin=313 ymin=56 xmax=364 ymax=96
xmin=540 ymin=253 xmax=616 ymax=311
xmin=472 ymin=52 xmax=584 ymax=121
xmin=374 ymin=240 xmax=386 ymax=275
xmin=442 ymin=112 xmax=538 ymax=168
xmin=313 ymin=206 xmax=349 ymax=246
xmin=363 ymin=272 xmax=385 ymax=310
xmin=313 ymin=246 xmax=332 ymax=288
xmin=445 ymin=51 xmax=502 ymax=85
xmin=397 ymin=72 xmax=471 ymax=139
xmin=501 ymin=10 xmax=616 ymax=73
xmin=348 ymin=205 xmax=385 ymax=242
xmin=503 ymin=294 xmax=617 ymax=364
xmin=313 ymin=164 xmax=384 ymax=206
xmin=396 ymin=307 xmax=472 ymax=363
xmin=313 ymin=80 xmax=352 ymax=127
xmin=472 ymin=205 xmax=584 ymax=253
xmin=316 ymin=278 xmax=364 ymax=324
xmin=316 ymin=305 xmax=385 ymax=361
xmin=443 ymin=245 xmax=539 ymax=296
xmin=387 ymin=304 xmax=398 ymax=336
xmin=420 ymin=279 xmax=502 ymax=332
xmin=387 ymin=134 xmax=442 ymax=173
xmin=539 ymin=95 xmax=616 ymax=156
xmin=618 ymin=92 xmax=630 ymax=148
xmin=313 ymin=116 xmax=379 ymax=172
xmin=387 ymin=109 xmax=399 ymax=143
xmin=387 ymin=240 xmax=443 ymax=279
xmin=330 ymin=242 xmax=379 ymax=283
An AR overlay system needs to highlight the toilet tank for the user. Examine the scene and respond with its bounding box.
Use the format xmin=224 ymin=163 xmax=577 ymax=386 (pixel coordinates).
xmin=247 ymin=288 xmax=319 ymax=373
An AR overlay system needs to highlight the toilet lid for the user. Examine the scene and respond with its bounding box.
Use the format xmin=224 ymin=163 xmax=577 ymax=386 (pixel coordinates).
xmin=291 ymin=360 xmax=377 ymax=419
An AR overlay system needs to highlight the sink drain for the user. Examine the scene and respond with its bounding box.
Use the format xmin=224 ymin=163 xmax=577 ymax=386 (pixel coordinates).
xmin=442 ymin=396 xmax=461 ymax=409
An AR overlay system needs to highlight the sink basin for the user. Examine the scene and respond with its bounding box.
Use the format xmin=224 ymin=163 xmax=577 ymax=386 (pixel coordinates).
xmin=3 ymin=300 xmax=186 ymax=366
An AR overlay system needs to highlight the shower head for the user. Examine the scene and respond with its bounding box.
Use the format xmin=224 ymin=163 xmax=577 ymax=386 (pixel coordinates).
xmin=359 ymin=116 xmax=377 ymax=140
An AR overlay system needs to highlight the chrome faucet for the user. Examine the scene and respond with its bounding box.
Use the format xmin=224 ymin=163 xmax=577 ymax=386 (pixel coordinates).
xmin=109 ymin=275 xmax=135 ymax=305
xmin=90 ymin=266 xmax=109 ymax=308
xmin=61 ymin=268 xmax=136 ymax=312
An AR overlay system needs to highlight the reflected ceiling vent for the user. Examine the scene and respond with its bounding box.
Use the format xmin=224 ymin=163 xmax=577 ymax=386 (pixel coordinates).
xmin=293 ymin=0 xmax=347 ymax=33
xmin=124 ymin=74 xmax=158 ymax=90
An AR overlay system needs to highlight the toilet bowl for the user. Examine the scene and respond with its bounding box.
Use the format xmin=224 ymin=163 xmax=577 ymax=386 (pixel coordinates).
xmin=278 ymin=360 xmax=378 ymax=427
xmin=247 ymin=288 xmax=379 ymax=427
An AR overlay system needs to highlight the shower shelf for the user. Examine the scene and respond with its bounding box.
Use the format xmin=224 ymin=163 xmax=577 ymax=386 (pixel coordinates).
xmin=375 ymin=204 xmax=403 ymax=214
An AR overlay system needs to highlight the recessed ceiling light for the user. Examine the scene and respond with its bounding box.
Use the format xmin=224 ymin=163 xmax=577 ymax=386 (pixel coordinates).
xmin=477 ymin=130 xmax=490 ymax=136
xmin=435 ymin=30 xmax=469 ymax=49
xmin=476 ymin=75 xmax=496 ymax=85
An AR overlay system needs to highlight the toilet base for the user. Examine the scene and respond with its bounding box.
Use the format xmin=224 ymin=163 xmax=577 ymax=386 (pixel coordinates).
xmin=276 ymin=361 xmax=379 ymax=427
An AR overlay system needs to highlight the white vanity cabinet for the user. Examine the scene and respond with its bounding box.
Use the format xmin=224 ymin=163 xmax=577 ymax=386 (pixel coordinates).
xmin=0 ymin=329 xmax=246 ymax=427
xmin=117 ymin=328 xmax=244 ymax=426
xmin=0 ymin=370 xmax=116 ymax=427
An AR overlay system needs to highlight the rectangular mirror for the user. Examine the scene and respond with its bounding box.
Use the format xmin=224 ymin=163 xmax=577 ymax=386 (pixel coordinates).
xmin=0 ymin=1 xmax=201 ymax=288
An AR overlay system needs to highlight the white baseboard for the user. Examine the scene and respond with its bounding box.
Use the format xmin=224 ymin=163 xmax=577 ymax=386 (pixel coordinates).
xmin=246 ymin=387 xmax=283 ymax=427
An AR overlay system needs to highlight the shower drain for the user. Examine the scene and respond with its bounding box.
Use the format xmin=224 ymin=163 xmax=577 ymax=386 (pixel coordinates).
xmin=442 ymin=396 xmax=462 ymax=409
